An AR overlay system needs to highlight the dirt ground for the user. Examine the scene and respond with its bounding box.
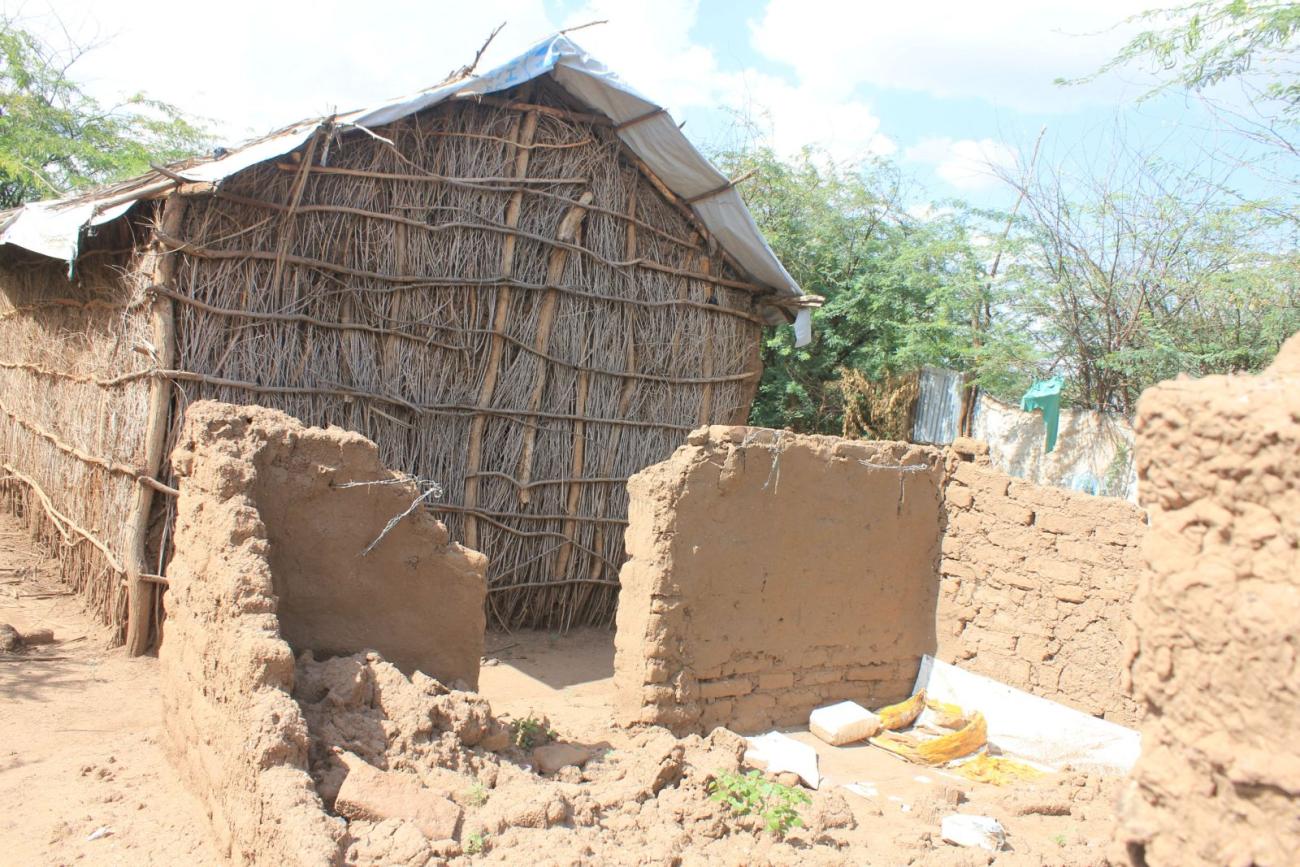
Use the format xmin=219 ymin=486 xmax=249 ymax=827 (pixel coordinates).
xmin=0 ymin=515 xmax=219 ymax=865
xmin=1 ymin=508 xmax=1123 ymax=865
xmin=480 ymin=629 xmax=1122 ymax=865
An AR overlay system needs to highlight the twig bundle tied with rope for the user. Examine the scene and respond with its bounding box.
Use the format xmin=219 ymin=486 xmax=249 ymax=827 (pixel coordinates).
xmin=837 ymin=368 xmax=920 ymax=442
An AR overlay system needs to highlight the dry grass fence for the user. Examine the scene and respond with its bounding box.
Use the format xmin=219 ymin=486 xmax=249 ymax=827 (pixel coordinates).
xmin=0 ymin=78 xmax=773 ymax=642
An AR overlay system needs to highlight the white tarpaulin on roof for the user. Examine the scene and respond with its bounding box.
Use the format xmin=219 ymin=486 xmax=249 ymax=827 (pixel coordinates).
xmin=0 ymin=34 xmax=808 ymax=339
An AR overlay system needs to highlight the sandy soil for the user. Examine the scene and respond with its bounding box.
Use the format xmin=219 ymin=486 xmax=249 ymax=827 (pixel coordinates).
xmin=0 ymin=510 xmax=1122 ymax=866
xmin=482 ymin=628 xmax=1123 ymax=865
xmin=0 ymin=516 xmax=218 ymax=865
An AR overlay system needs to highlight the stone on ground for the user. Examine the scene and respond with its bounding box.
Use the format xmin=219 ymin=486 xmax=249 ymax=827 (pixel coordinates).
xmin=810 ymin=701 xmax=882 ymax=746
xmin=532 ymin=743 xmax=592 ymax=774
xmin=334 ymin=751 xmax=462 ymax=841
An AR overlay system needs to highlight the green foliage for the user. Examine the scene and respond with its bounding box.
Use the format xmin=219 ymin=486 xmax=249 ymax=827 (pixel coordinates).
xmin=708 ymin=770 xmax=811 ymax=837
xmin=1077 ymin=1 xmax=1300 ymax=114
xmin=464 ymin=832 xmax=488 ymax=855
xmin=715 ymin=137 xmax=1297 ymax=428
xmin=1001 ymin=148 xmax=1300 ymax=413
xmin=464 ymin=782 xmax=489 ymax=807
xmin=511 ymin=715 xmax=556 ymax=750
xmin=713 ymin=145 xmax=1036 ymax=433
xmin=0 ymin=17 xmax=208 ymax=208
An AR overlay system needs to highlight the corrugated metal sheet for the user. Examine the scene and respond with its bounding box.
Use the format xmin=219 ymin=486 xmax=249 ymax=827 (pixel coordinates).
xmin=913 ymin=366 xmax=964 ymax=444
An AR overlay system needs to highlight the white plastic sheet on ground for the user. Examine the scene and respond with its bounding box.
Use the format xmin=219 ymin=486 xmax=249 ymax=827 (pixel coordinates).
xmin=0 ymin=34 xmax=806 ymax=338
xmin=913 ymin=655 xmax=1140 ymax=773
xmin=744 ymin=731 xmax=821 ymax=789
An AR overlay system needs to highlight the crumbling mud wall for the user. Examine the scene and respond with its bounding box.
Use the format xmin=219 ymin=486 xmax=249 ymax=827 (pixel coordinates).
xmin=1116 ymin=337 xmax=1300 ymax=866
xmin=937 ymin=442 xmax=1146 ymax=724
xmin=160 ymin=401 xmax=487 ymax=863
xmin=180 ymin=401 xmax=487 ymax=685
xmin=614 ymin=426 xmax=945 ymax=734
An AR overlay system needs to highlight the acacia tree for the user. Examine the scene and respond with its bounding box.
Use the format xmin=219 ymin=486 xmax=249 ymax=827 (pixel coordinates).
xmin=0 ymin=17 xmax=207 ymax=208
xmin=1091 ymin=1 xmax=1298 ymax=112
xmin=714 ymin=145 xmax=1035 ymax=433
xmin=1078 ymin=2 xmax=1299 ymax=211
xmin=1023 ymin=1 xmax=1300 ymax=412
xmin=994 ymin=143 xmax=1300 ymax=414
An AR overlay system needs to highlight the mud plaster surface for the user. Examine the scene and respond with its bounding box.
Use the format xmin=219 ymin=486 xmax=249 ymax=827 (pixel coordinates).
xmin=938 ymin=453 xmax=1146 ymax=724
xmin=0 ymin=546 xmax=1127 ymax=867
xmin=1117 ymin=334 xmax=1300 ymax=866
xmin=159 ymin=401 xmax=486 ymax=865
xmin=614 ymin=426 xmax=946 ymax=735
xmin=221 ymin=402 xmax=486 ymax=685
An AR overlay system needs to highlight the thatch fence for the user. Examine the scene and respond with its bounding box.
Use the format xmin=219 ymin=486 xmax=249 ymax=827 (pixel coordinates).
xmin=0 ymin=76 xmax=795 ymax=647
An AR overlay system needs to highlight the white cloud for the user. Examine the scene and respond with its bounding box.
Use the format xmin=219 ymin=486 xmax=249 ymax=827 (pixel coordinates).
xmin=750 ymin=0 xmax=1150 ymax=112
xmin=18 ymin=0 xmax=897 ymax=167
xmin=725 ymin=70 xmax=896 ymax=162
xmin=905 ymin=137 xmax=1018 ymax=191
xmin=555 ymin=2 xmax=894 ymax=164
xmin=14 ymin=0 xmax=1148 ymax=193
xmin=21 ymin=0 xmax=559 ymax=140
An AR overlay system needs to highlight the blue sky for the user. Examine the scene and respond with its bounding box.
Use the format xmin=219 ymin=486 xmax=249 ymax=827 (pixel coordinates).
xmin=24 ymin=0 xmax=1272 ymax=209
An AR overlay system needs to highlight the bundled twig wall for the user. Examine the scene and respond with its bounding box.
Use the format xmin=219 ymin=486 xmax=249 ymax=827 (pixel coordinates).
xmin=0 ymin=217 xmax=160 ymax=632
xmin=0 ymin=78 xmax=771 ymax=637
xmin=157 ymin=79 xmax=765 ymax=629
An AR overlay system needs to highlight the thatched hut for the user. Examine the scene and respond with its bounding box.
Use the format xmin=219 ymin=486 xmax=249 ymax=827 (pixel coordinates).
xmin=0 ymin=35 xmax=809 ymax=651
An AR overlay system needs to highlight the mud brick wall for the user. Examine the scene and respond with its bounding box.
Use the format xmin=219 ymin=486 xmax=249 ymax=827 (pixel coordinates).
xmin=937 ymin=457 xmax=1146 ymax=724
xmin=160 ymin=401 xmax=487 ymax=864
xmin=613 ymin=426 xmax=945 ymax=735
xmin=1115 ymin=336 xmax=1300 ymax=867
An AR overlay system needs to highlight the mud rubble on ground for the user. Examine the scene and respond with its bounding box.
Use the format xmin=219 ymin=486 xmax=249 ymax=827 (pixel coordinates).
xmin=295 ymin=649 xmax=1121 ymax=866
xmin=295 ymin=650 xmax=863 ymax=865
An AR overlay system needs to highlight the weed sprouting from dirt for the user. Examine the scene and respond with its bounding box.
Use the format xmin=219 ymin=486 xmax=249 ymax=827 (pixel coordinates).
xmin=708 ymin=770 xmax=811 ymax=837
xmin=465 ymin=782 xmax=489 ymax=807
xmin=464 ymin=831 xmax=488 ymax=855
xmin=512 ymin=715 xmax=557 ymax=750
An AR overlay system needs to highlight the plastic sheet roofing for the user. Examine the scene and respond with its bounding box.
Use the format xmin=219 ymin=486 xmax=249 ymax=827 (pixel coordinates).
xmin=0 ymin=34 xmax=807 ymax=332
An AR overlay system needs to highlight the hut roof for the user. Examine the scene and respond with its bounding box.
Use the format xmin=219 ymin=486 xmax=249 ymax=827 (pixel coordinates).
xmin=0 ymin=33 xmax=808 ymax=330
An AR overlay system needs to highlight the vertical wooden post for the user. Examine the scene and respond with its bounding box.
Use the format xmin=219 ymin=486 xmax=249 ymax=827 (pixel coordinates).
xmin=516 ymin=191 xmax=593 ymax=502
xmin=695 ymin=254 xmax=716 ymax=425
xmin=587 ymin=181 xmax=641 ymax=582
xmin=125 ymin=194 xmax=187 ymax=655
xmin=732 ymin=317 xmax=766 ymax=424
xmin=552 ymin=368 xmax=589 ymax=580
xmin=463 ymin=106 xmax=538 ymax=550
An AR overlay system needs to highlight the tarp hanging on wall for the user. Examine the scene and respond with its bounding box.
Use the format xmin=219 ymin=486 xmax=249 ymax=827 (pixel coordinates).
xmin=1020 ymin=376 xmax=1064 ymax=453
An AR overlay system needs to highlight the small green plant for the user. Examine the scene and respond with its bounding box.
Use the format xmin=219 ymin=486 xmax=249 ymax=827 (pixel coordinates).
xmin=1053 ymin=832 xmax=1068 ymax=847
xmin=464 ymin=782 xmax=488 ymax=807
xmin=708 ymin=770 xmax=811 ymax=837
xmin=512 ymin=715 xmax=556 ymax=750
xmin=464 ymin=832 xmax=487 ymax=855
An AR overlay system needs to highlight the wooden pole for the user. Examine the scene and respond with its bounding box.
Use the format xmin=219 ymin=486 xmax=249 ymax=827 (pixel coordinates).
xmin=552 ymin=368 xmax=590 ymax=579
xmin=464 ymin=103 xmax=538 ymax=550
xmin=517 ymin=191 xmax=593 ymax=503
xmin=586 ymin=178 xmax=641 ymax=585
xmin=696 ymin=254 xmax=716 ymax=425
xmin=125 ymin=195 xmax=187 ymax=655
